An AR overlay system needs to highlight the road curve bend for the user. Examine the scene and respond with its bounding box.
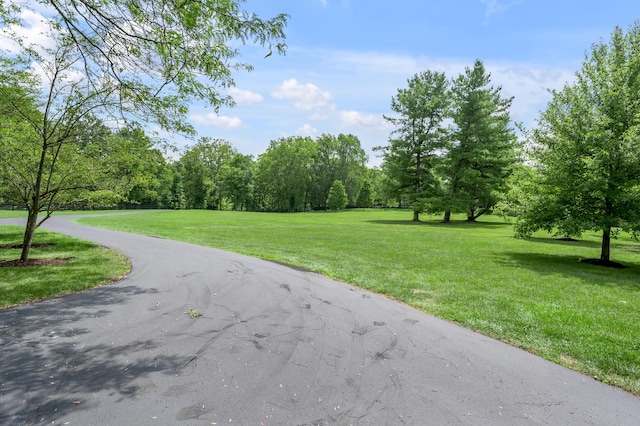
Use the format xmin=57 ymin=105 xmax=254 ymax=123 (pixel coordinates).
xmin=1 ymin=215 xmax=639 ymax=425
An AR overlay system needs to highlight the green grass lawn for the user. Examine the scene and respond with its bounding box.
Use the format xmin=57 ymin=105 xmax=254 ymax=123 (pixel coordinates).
xmin=77 ymin=209 xmax=640 ymax=394
xmin=0 ymin=210 xmax=28 ymax=219
xmin=0 ymin=209 xmax=132 ymax=219
xmin=0 ymin=225 xmax=130 ymax=307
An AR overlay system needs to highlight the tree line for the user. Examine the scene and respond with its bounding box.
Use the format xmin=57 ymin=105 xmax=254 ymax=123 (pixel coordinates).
xmin=154 ymin=133 xmax=374 ymax=212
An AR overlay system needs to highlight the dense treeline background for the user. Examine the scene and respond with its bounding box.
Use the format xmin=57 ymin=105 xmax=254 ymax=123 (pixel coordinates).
xmin=132 ymin=132 xmax=380 ymax=212
xmin=0 ymin=60 xmax=520 ymax=215
xmin=156 ymin=133 xmax=375 ymax=212
xmin=0 ymin=129 xmax=380 ymax=212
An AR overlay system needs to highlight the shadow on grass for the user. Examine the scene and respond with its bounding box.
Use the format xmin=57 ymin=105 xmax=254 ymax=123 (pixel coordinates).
xmin=366 ymin=219 xmax=511 ymax=228
xmin=524 ymin=236 xmax=640 ymax=259
xmin=527 ymin=236 xmax=602 ymax=250
xmin=498 ymin=252 xmax=640 ymax=288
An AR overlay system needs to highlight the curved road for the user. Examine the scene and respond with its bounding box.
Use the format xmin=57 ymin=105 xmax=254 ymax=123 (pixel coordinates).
xmin=1 ymin=215 xmax=639 ymax=425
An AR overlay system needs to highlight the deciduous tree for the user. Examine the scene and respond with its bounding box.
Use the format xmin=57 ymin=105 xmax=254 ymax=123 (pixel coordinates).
xmin=179 ymin=138 xmax=237 ymax=209
xmin=311 ymin=134 xmax=367 ymax=209
xmin=1 ymin=0 xmax=288 ymax=133
xmin=514 ymin=23 xmax=640 ymax=265
xmin=0 ymin=52 xmax=134 ymax=261
xmin=256 ymin=136 xmax=317 ymax=212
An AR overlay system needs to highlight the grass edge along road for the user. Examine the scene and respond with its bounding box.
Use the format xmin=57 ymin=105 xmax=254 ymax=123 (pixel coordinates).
xmin=0 ymin=225 xmax=131 ymax=308
xmin=77 ymin=209 xmax=640 ymax=395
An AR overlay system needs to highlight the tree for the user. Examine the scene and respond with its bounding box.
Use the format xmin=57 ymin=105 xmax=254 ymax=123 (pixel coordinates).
xmin=0 ymin=51 xmax=137 ymax=261
xmin=310 ymin=134 xmax=367 ymax=209
xmin=256 ymin=137 xmax=317 ymax=212
xmin=356 ymin=179 xmax=374 ymax=209
xmin=1 ymin=0 xmax=288 ymax=133
xmin=102 ymin=127 xmax=168 ymax=208
xmin=379 ymin=70 xmax=450 ymax=221
xmin=333 ymin=134 xmax=368 ymax=205
xmin=219 ymin=153 xmax=256 ymax=211
xmin=1 ymin=0 xmax=287 ymax=260
xmin=441 ymin=60 xmax=518 ymax=222
xmin=326 ymin=180 xmax=348 ymax=211
xmin=179 ymin=138 xmax=237 ymax=209
xmin=514 ymin=23 xmax=640 ymax=265
xmin=159 ymin=163 xmax=186 ymax=210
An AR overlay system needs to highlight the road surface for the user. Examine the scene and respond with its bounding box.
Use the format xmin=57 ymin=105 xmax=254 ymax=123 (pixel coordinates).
xmin=1 ymin=215 xmax=639 ymax=425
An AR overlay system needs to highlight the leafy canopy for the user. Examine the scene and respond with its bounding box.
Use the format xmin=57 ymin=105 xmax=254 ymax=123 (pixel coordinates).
xmin=514 ymin=22 xmax=640 ymax=262
xmin=0 ymin=0 xmax=288 ymax=132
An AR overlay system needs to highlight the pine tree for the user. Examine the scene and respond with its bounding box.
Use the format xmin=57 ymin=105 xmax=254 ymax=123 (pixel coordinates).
xmin=378 ymin=70 xmax=451 ymax=221
xmin=442 ymin=60 xmax=517 ymax=222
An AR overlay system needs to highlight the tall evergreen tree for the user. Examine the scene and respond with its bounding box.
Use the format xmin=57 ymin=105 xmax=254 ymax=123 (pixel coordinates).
xmin=379 ymin=70 xmax=451 ymax=221
xmin=442 ymin=60 xmax=518 ymax=222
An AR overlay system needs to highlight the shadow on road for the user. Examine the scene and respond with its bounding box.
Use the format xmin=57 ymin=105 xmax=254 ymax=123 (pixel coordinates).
xmin=0 ymin=283 xmax=186 ymax=424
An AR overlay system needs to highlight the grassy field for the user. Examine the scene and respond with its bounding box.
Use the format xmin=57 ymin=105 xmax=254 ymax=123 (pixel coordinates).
xmin=0 ymin=209 xmax=132 ymax=219
xmin=0 ymin=210 xmax=28 ymax=219
xmin=0 ymin=225 xmax=130 ymax=307
xmin=76 ymin=209 xmax=640 ymax=394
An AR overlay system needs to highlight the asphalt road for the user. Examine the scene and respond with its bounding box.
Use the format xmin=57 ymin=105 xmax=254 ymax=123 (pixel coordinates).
xmin=1 ymin=215 xmax=639 ymax=425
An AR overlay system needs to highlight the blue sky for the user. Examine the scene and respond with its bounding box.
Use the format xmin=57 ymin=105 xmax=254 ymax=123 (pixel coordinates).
xmin=2 ymin=1 xmax=639 ymax=165
xmin=181 ymin=0 xmax=639 ymax=166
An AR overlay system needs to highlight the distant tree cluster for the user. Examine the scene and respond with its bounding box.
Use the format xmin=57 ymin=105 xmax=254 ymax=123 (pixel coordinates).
xmin=376 ymin=60 xmax=519 ymax=223
xmin=168 ymin=133 xmax=371 ymax=212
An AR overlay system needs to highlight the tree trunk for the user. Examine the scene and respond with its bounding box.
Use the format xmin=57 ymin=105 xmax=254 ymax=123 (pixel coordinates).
xmin=413 ymin=151 xmax=421 ymax=222
xmin=21 ymin=137 xmax=48 ymax=261
xmin=467 ymin=207 xmax=476 ymax=222
xmin=600 ymin=226 xmax=611 ymax=262
xmin=20 ymin=208 xmax=38 ymax=261
xmin=443 ymin=210 xmax=451 ymax=223
xmin=467 ymin=206 xmax=489 ymax=222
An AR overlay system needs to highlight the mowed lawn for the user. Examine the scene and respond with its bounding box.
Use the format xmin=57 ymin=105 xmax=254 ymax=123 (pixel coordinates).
xmin=0 ymin=225 xmax=130 ymax=307
xmin=71 ymin=209 xmax=639 ymax=394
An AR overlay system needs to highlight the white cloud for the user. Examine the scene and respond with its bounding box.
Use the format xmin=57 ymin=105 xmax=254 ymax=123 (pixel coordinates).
xmin=228 ymin=87 xmax=264 ymax=105
xmin=481 ymin=0 xmax=505 ymax=17
xmin=295 ymin=124 xmax=319 ymax=136
xmin=486 ymin=63 xmax=576 ymax=125
xmin=272 ymin=78 xmax=334 ymax=110
xmin=190 ymin=113 xmax=244 ymax=129
xmin=0 ymin=9 xmax=57 ymax=54
xmin=309 ymin=113 xmax=328 ymax=121
xmin=480 ymin=0 xmax=522 ymax=24
xmin=339 ymin=110 xmax=389 ymax=130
